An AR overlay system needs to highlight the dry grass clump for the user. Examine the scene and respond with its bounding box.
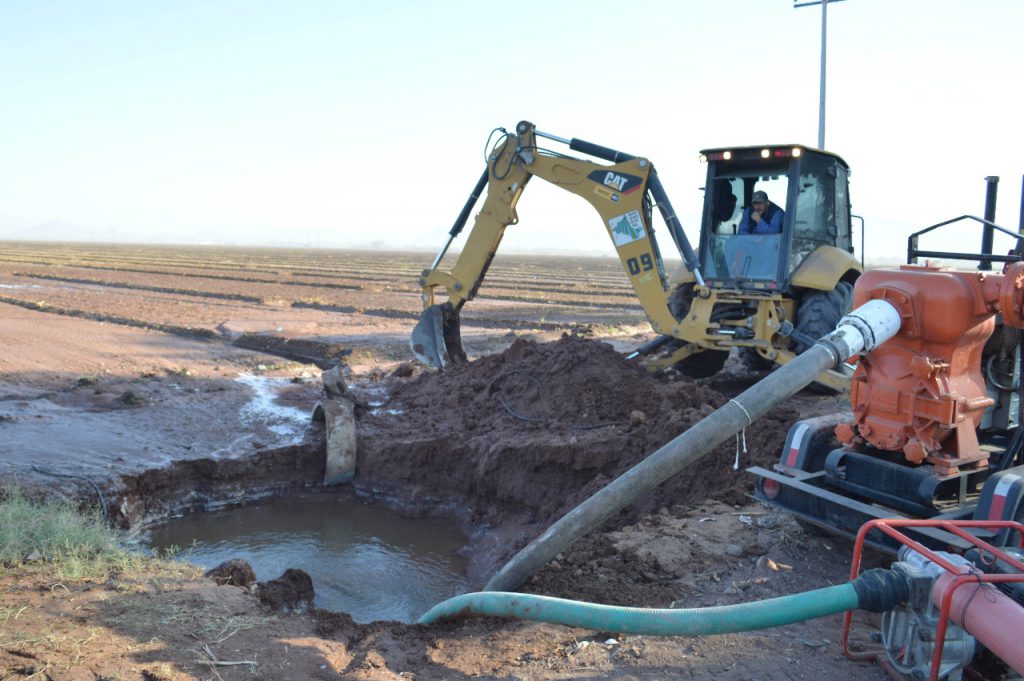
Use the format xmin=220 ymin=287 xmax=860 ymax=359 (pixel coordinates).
xmin=0 ymin=488 xmax=140 ymax=580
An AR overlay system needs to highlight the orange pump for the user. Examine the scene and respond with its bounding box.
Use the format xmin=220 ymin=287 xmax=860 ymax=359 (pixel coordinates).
xmin=836 ymin=263 xmax=1024 ymax=475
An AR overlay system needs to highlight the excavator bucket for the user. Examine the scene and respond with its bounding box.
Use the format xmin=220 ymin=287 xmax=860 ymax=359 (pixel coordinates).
xmin=411 ymin=305 xmax=448 ymax=368
xmin=410 ymin=304 xmax=467 ymax=369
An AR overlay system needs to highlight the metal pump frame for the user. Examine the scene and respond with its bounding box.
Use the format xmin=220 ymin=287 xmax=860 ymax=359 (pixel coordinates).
xmin=842 ymin=518 xmax=1024 ymax=681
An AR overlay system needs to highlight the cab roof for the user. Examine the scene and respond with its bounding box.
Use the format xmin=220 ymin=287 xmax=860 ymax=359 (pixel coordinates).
xmin=699 ymin=144 xmax=849 ymax=169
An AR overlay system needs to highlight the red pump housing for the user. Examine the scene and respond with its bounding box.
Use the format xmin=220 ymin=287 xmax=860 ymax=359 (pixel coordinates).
xmin=836 ymin=263 xmax=1024 ymax=475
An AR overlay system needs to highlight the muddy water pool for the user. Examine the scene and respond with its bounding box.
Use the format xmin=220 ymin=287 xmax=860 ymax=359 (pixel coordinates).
xmin=145 ymin=494 xmax=469 ymax=623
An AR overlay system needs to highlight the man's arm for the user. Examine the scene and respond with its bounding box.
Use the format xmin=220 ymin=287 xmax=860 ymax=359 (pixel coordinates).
xmin=737 ymin=208 xmax=754 ymax=234
xmin=754 ymin=208 xmax=784 ymax=235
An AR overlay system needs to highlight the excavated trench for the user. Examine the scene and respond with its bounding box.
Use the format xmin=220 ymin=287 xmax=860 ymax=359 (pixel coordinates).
xmin=110 ymin=335 xmax=799 ymax=622
xmin=145 ymin=492 xmax=470 ymax=623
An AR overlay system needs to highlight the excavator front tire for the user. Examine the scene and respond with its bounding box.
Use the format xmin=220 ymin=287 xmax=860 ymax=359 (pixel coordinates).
xmin=740 ymin=347 xmax=774 ymax=371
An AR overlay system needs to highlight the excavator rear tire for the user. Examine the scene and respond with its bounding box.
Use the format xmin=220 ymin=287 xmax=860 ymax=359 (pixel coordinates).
xmin=675 ymin=349 xmax=730 ymax=379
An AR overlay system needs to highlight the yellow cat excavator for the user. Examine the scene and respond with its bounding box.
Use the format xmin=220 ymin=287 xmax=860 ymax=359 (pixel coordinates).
xmin=411 ymin=120 xmax=862 ymax=387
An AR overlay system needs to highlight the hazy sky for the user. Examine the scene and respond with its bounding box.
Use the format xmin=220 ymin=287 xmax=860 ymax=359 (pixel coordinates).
xmin=2 ymin=0 xmax=1022 ymax=261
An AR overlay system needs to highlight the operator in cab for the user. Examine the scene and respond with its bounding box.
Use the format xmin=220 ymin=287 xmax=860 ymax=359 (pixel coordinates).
xmin=738 ymin=190 xmax=783 ymax=235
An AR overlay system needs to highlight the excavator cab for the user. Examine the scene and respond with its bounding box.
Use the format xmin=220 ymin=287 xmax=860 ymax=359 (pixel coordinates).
xmin=695 ymin=145 xmax=855 ymax=291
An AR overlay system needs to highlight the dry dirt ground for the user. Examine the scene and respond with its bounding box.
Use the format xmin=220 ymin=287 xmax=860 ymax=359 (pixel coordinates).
xmin=0 ymin=243 xmax=887 ymax=681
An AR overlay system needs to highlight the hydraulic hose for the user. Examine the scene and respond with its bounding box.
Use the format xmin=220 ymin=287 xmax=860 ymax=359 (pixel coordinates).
xmin=485 ymin=300 xmax=902 ymax=592
xmin=421 ymin=568 xmax=907 ymax=635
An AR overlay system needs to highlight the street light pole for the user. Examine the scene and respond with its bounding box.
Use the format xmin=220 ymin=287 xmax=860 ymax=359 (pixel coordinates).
xmin=794 ymin=0 xmax=847 ymax=150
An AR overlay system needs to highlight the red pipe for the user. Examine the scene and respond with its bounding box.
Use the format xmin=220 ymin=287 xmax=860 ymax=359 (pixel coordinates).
xmin=932 ymin=571 xmax=1024 ymax=676
xmin=844 ymin=520 xmax=1024 ymax=680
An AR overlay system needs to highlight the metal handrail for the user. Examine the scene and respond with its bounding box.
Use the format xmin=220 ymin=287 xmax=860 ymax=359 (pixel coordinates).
xmin=907 ymin=214 xmax=1023 ymax=265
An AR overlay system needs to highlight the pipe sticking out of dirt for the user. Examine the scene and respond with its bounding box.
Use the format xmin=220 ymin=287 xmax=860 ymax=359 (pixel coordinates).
xmin=485 ymin=299 xmax=902 ymax=592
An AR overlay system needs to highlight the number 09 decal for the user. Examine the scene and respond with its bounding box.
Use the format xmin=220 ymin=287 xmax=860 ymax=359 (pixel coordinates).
xmin=626 ymin=253 xmax=654 ymax=276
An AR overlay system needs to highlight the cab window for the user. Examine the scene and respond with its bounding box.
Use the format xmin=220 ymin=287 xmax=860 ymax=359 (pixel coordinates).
xmin=702 ymin=163 xmax=789 ymax=282
xmin=790 ymin=155 xmax=837 ymax=275
xmin=707 ymin=166 xmax=789 ymax=236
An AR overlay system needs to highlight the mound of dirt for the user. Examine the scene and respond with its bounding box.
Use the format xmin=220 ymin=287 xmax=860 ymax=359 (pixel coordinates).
xmin=355 ymin=335 xmax=798 ymax=579
xmin=391 ymin=335 xmax=681 ymax=429
xmin=205 ymin=558 xmax=257 ymax=588
xmin=259 ymin=567 xmax=316 ymax=613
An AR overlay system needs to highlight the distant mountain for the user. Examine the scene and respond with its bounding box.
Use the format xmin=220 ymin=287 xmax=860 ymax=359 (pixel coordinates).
xmin=1 ymin=220 xmax=79 ymax=241
xmin=0 ymin=221 xmax=138 ymax=243
xmin=0 ymin=221 xmax=181 ymax=244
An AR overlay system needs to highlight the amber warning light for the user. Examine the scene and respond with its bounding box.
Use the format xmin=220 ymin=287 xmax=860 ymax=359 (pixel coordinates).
xmin=701 ymin=148 xmax=802 ymax=162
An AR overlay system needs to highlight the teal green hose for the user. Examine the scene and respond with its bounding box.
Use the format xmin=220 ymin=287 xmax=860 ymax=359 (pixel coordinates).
xmin=419 ymin=583 xmax=860 ymax=636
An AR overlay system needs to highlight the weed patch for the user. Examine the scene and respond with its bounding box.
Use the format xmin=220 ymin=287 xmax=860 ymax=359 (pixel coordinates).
xmin=0 ymin=490 xmax=141 ymax=580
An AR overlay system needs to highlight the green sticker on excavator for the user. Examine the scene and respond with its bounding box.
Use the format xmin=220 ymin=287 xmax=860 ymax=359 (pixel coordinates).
xmin=609 ymin=210 xmax=645 ymax=246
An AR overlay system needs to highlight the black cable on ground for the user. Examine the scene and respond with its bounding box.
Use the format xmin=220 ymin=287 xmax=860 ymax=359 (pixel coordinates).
xmin=29 ymin=465 xmax=109 ymax=527
xmin=488 ymin=370 xmax=546 ymax=423
xmin=487 ymin=370 xmax=621 ymax=430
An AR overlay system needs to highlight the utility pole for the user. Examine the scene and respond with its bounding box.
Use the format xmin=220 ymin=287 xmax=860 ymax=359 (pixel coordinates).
xmin=794 ymin=0 xmax=847 ymax=149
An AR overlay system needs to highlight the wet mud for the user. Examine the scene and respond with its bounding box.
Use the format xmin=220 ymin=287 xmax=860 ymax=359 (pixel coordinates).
xmin=231 ymin=333 xmax=353 ymax=368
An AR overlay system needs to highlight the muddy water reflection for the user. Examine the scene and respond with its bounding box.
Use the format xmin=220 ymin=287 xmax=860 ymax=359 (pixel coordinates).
xmin=146 ymin=495 xmax=468 ymax=623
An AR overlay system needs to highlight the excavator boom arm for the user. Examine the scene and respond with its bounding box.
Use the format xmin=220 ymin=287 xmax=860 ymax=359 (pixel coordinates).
xmin=412 ymin=121 xmax=699 ymax=368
